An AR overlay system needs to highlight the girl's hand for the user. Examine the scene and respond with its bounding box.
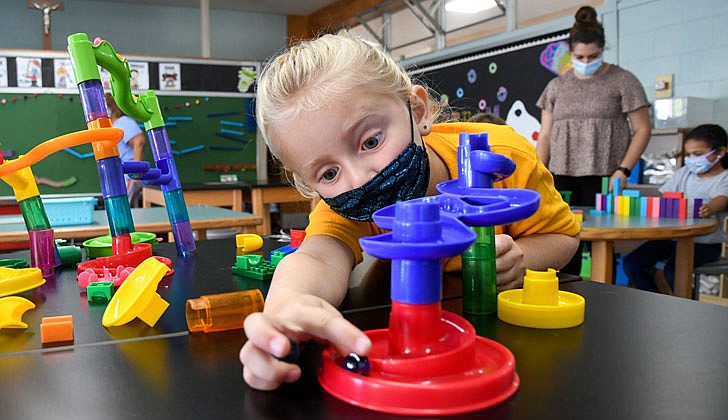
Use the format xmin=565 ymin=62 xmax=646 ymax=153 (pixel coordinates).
xmin=698 ymin=204 xmax=714 ymax=218
xmin=240 ymin=294 xmax=371 ymax=390
xmin=494 ymin=234 xmax=526 ymax=291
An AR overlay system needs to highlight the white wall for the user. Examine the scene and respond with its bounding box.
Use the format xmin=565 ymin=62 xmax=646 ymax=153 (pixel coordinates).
xmin=617 ymin=0 xmax=728 ymax=128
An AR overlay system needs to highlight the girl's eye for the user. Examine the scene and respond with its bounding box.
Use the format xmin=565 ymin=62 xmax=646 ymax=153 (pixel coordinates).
xmin=362 ymin=133 xmax=381 ymax=150
xmin=321 ymin=167 xmax=338 ymax=182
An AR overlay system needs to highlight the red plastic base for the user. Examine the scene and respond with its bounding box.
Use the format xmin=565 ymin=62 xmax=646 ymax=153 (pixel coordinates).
xmin=319 ymin=310 xmax=519 ymax=416
xmin=76 ymin=243 xmax=173 ymax=277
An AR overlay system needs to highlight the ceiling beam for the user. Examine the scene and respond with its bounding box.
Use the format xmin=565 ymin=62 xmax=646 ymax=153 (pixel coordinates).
xmin=287 ymin=0 xmax=393 ymax=43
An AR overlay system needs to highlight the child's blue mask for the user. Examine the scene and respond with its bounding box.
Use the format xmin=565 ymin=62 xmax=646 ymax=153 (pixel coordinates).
xmin=322 ymin=106 xmax=430 ymax=222
xmin=684 ymin=149 xmax=718 ymax=174
xmin=572 ymin=56 xmax=603 ymax=76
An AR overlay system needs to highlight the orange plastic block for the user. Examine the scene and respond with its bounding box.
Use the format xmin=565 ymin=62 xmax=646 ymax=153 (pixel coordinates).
xmin=41 ymin=315 xmax=74 ymax=343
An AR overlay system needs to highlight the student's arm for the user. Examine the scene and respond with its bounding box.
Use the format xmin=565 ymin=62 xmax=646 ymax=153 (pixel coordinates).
xmin=699 ymin=195 xmax=728 ymax=218
xmin=611 ymin=106 xmax=651 ymax=190
xmin=536 ymin=110 xmax=553 ymax=165
xmin=129 ymin=133 xmax=145 ymax=162
xmin=240 ymin=234 xmax=371 ymax=391
xmin=495 ymin=232 xmax=580 ymax=290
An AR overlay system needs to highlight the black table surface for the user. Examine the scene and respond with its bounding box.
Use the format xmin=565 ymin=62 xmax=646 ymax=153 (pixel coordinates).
xmin=2 ymin=239 xmax=728 ymax=419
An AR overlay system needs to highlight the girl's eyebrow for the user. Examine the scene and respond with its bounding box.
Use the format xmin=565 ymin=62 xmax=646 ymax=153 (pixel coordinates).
xmin=301 ymin=115 xmax=374 ymax=174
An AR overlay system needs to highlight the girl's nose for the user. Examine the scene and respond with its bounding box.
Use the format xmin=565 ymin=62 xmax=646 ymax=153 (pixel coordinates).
xmin=349 ymin=164 xmax=380 ymax=190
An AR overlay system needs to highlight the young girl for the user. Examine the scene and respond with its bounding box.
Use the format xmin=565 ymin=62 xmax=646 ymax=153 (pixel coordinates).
xmin=240 ymin=33 xmax=581 ymax=390
xmin=623 ymin=124 xmax=728 ymax=293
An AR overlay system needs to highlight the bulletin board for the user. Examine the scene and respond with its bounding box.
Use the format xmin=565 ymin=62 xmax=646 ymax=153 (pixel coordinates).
xmin=0 ymin=93 xmax=257 ymax=196
xmin=409 ymin=30 xmax=570 ymax=146
xmin=0 ymin=50 xmax=259 ymax=196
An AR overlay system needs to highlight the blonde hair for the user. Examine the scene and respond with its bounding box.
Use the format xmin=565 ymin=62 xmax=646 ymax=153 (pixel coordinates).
xmin=256 ymin=33 xmax=439 ymax=197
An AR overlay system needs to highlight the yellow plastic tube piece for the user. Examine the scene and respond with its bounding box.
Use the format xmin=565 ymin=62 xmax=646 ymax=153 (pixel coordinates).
xmin=0 ymin=267 xmax=45 ymax=298
xmin=102 ymin=257 xmax=171 ymax=327
xmin=497 ymin=268 xmax=585 ymax=329
xmin=186 ymin=289 xmax=264 ymax=333
xmin=0 ymin=296 xmax=35 ymax=329
xmin=235 ymin=234 xmax=263 ymax=252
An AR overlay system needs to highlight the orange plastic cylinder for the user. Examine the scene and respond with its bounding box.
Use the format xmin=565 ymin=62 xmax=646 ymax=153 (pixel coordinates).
xmin=185 ymin=290 xmax=264 ymax=333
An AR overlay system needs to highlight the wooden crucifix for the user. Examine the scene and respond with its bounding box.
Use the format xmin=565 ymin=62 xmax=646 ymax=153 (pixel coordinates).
xmin=28 ymin=1 xmax=64 ymax=50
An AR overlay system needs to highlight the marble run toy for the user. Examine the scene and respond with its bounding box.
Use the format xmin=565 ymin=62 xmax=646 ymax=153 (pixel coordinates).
xmin=0 ymin=296 xmax=36 ymax=329
xmin=40 ymin=315 xmax=74 ymax=343
xmin=319 ymin=200 xmax=519 ymax=416
xmin=87 ymin=281 xmax=114 ymax=303
xmin=372 ymin=132 xmax=540 ymax=315
xmin=102 ymin=257 xmax=171 ymax=328
xmin=0 ymin=130 xmax=121 ymax=278
xmin=232 ymin=255 xmax=277 ymax=281
xmin=232 ymin=230 xmax=306 ymax=280
xmin=185 ymin=289 xmax=264 ymax=333
xmin=235 ymin=233 xmax=263 ymax=252
xmin=82 ymin=232 xmax=158 ymax=259
xmin=77 ymin=266 xmax=134 ymax=288
xmin=498 ymin=268 xmax=585 ymax=329
xmin=67 ymin=33 xmax=195 ymax=257
xmin=319 ymin=131 xmax=544 ymax=415
xmin=0 ymin=266 xmax=45 ymax=297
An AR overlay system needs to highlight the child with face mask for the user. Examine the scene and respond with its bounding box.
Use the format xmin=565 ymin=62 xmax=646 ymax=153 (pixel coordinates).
xmin=623 ymin=124 xmax=728 ymax=294
xmin=240 ymin=33 xmax=581 ymax=391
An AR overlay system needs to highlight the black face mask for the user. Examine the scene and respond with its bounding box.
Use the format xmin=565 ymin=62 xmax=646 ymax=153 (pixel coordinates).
xmin=322 ymin=105 xmax=430 ymax=222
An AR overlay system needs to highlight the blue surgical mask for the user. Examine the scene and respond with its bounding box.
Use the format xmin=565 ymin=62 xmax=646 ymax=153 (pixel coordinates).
xmin=572 ymin=56 xmax=603 ymax=76
xmin=684 ymin=149 xmax=719 ymax=174
xmin=322 ymin=106 xmax=430 ymax=222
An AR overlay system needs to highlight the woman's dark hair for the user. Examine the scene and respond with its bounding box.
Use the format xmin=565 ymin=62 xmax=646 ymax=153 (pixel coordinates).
xmin=685 ymin=124 xmax=728 ymax=168
xmin=569 ymin=6 xmax=605 ymax=50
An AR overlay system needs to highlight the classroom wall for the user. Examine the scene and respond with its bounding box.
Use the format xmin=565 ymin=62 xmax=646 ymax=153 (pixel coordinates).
xmin=617 ymin=0 xmax=728 ymax=128
xmin=0 ymin=0 xmax=286 ymax=61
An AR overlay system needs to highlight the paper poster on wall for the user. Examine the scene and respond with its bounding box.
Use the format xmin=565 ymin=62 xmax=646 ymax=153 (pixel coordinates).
xmin=411 ymin=31 xmax=568 ymax=147
xmin=54 ymin=58 xmax=76 ymax=89
xmin=16 ymin=57 xmax=43 ymax=88
xmin=128 ymin=61 xmax=149 ymax=91
xmin=237 ymin=65 xmax=257 ymax=93
xmin=159 ymin=62 xmax=181 ymax=91
xmin=0 ymin=57 xmax=7 ymax=87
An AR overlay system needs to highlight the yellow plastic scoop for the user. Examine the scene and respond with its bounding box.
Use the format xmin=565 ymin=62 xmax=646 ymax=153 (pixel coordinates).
xmin=497 ymin=268 xmax=585 ymax=329
xmin=102 ymin=257 xmax=171 ymax=327
xmin=0 ymin=296 xmax=36 ymax=329
xmin=0 ymin=267 xmax=45 ymax=298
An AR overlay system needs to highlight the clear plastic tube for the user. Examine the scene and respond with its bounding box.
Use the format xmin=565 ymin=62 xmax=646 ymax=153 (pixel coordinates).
xmin=186 ymin=290 xmax=264 ymax=333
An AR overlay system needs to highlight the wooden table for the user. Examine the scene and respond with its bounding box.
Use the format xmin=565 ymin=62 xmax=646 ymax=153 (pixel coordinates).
xmin=0 ymin=205 xmax=262 ymax=243
xmin=142 ymin=180 xmax=315 ymax=235
xmin=579 ymin=209 xmax=718 ymax=298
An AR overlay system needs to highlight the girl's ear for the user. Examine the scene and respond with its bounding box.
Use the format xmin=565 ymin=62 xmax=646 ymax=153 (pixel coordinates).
xmin=410 ymin=85 xmax=433 ymax=135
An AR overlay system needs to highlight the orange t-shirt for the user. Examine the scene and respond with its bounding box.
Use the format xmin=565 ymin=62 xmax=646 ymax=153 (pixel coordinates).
xmin=305 ymin=122 xmax=581 ymax=270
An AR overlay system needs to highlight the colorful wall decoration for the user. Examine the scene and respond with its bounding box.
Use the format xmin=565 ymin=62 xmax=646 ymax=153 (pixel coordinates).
xmin=408 ymin=30 xmax=570 ymax=147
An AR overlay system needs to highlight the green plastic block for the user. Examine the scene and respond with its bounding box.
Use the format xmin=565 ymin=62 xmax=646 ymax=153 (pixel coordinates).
xmin=87 ymin=281 xmax=114 ymax=303
xmin=232 ymin=255 xmax=275 ymax=281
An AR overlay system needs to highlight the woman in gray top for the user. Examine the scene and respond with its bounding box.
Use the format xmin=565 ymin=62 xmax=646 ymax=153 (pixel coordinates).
xmin=536 ymin=6 xmax=651 ymax=206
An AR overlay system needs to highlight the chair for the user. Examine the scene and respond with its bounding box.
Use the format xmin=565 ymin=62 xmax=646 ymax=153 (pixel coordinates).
xmin=695 ymin=216 xmax=728 ymax=305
